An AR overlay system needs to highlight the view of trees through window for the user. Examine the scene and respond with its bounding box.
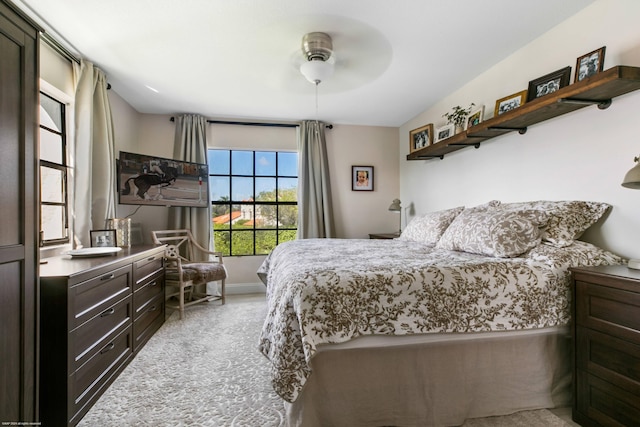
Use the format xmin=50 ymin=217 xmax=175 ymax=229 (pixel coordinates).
xmin=208 ymin=149 xmax=298 ymax=256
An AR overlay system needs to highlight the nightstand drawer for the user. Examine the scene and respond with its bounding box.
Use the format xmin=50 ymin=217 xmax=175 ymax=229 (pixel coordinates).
xmin=576 ymin=281 xmax=640 ymax=340
xmin=577 ymin=326 xmax=640 ymax=389
xmin=576 ymin=369 xmax=640 ymax=427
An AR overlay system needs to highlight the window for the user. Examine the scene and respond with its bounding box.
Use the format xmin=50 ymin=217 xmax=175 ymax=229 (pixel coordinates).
xmin=208 ymin=149 xmax=298 ymax=256
xmin=39 ymin=92 xmax=69 ymax=246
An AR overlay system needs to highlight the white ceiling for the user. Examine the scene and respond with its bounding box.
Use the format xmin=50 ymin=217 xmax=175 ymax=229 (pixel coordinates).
xmin=15 ymin=0 xmax=595 ymax=127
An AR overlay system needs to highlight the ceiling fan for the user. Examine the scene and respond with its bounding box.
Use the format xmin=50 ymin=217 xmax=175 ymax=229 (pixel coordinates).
xmin=299 ymin=32 xmax=336 ymax=85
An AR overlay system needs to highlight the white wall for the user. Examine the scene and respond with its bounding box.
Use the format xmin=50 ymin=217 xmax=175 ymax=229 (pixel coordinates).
xmin=399 ymin=0 xmax=640 ymax=259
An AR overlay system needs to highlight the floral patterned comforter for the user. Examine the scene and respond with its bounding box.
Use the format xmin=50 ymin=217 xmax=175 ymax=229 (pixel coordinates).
xmin=257 ymin=238 xmax=623 ymax=402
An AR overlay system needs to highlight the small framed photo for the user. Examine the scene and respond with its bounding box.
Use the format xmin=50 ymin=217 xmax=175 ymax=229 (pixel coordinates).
xmin=352 ymin=166 xmax=374 ymax=191
xmin=494 ymin=90 xmax=528 ymax=116
xmin=466 ymin=105 xmax=485 ymax=130
xmin=575 ymin=46 xmax=606 ymax=82
xmin=90 ymin=229 xmax=117 ymax=247
xmin=409 ymin=123 xmax=433 ymax=152
xmin=435 ymin=124 xmax=455 ymax=142
xmin=527 ymin=66 xmax=571 ymax=102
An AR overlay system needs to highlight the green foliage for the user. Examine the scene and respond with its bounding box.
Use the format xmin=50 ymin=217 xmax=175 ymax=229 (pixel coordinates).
xmin=443 ymin=103 xmax=475 ymax=127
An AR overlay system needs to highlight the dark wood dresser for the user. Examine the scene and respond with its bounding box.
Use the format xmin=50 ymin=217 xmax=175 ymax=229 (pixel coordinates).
xmin=39 ymin=245 xmax=165 ymax=426
xmin=571 ymin=265 xmax=640 ymax=426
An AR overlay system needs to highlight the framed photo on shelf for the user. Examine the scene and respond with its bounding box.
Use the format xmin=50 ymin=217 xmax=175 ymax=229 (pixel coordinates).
xmin=466 ymin=105 xmax=485 ymax=130
xmin=527 ymin=66 xmax=571 ymax=102
xmin=90 ymin=229 xmax=117 ymax=247
xmin=409 ymin=123 xmax=433 ymax=152
xmin=494 ymin=90 xmax=528 ymax=116
xmin=575 ymin=46 xmax=606 ymax=82
xmin=352 ymin=165 xmax=374 ymax=191
xmin=435 ymin=124 xmax=455 ymax=142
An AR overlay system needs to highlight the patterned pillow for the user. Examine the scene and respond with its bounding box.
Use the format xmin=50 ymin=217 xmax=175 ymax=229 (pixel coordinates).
xmin=398 ymin=206 xmax=464 ymax=245
xmin=436 ymin=208 xmax=548 ymax=257
xmin=498 ymin=200 xmax=610 ymax=247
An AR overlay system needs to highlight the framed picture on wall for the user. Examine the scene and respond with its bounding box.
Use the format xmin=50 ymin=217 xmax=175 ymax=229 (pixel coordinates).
xmin=352 ymin=166 xmax=374 ymax=191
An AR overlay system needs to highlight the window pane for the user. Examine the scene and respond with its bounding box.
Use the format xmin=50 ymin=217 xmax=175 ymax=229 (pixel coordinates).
xmin=40 ymin=166 xmax=64 ymax=203
xmin=279 ymin=205 xmax=298 ymax=227
xmin=213 ymin=230 xmax=230 ymax=256
xmin=231 ymin=230 xmax=253 ymax=256
xmin=208 ymin=150 xmax=229 ymax=174
xmin=255 ymin=151 xmax=276 ymax=176
xmin=278 ymin=229 xmax=297 ymax=244
xmin=256 ymin=230 xmax=277 ymax=254
xmin=232 ymin=204 xmax=254 ymax=229
xmin=40 ymin=94 xmax=63 ymax=131
xmin=40 ymin=128 xmax=63 ymax=164
xmin=256 ymin=204 xmax=277 ymax=229
xmin=41 ymin=205 xmax=65 ymax=240
xmin=231 ymin=176 xmax=253 ymax=201
xmin=278 ymin=152 xmax=298 ymax=176
xmin=231 ymin=151 xmax=253 ymax=175
xmin=210 ymin=176 xmax=230 ymax=201
xmin=212 ymin=204 xmax=231 ymax=230
xmin=278 ymin=178 xmax=297 ymax=202
xmin=255 ymin=178 xmax=276 ymax=201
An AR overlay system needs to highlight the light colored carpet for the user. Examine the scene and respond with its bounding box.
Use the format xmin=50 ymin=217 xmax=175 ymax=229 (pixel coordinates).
xmin=78 ymin=294 xmax=573 ymax=426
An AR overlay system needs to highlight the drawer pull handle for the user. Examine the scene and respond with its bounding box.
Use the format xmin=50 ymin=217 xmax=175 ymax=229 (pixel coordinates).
xmin=101 ymin=273 xmax=115 ymax=281
xmin=100 ymin=342 xmax=115 ymax=354
xmin=147 ymin=256 xmax=156 ymax=261
xmin=100 ymin=308 xmax=115 ymax=317
xmin=149 ymin=281 xmax=158 ymax=287
xmin=148 ymin=305 xmax=158 ymax=312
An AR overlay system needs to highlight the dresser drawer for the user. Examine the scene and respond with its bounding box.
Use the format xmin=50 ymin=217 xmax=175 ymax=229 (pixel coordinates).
xmin=71 ymin=264 xmax=132 ymax=329
xmin=133 ymin=271 xmax=164 ymax=319
xmin=576 ymin=369 xmax=640 ymax=427
xmin=133 ymin=293 xmax=164 ymax=351
xmin=575 ymin=281 xmax=640 ymax=341
xmin=69 ymin=326 xmax=132 ymax=424
xmin=71 ymin=295 xmax=132 ymax=371
xmin=134 ymin=252 xmax=164 ymax=291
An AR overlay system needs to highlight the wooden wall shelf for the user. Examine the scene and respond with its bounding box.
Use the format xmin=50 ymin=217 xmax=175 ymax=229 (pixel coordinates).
xmin=407 ymin=66 xmax=640 ymax=161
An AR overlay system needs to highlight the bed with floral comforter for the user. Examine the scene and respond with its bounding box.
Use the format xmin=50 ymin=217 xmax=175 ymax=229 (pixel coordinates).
xmin=257 ymin=235 xmax=623 ymax=403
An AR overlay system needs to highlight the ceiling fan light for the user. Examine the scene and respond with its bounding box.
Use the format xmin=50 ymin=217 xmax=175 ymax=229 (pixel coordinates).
xmin=300 ymin=59 xmax=334 ymax=84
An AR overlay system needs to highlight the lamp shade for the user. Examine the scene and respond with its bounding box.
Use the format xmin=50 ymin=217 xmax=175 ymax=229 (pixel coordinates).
xmin=388 ymin=199 xmax=401 ymax=212
xmin=622 ymin=156 xmax=640 ymax=189
xmin=300 ymin=59 xmax=334 ymax=84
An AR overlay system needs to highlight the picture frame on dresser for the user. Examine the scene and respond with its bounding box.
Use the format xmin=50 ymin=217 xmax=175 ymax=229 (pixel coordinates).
xmin=90 ymin=229 xmax=117 ymax=247
xmin=527 ymin=66 xmax=571 ymax=102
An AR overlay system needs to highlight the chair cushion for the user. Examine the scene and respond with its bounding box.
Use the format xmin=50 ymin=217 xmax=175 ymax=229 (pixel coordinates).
xmin=180 ymin=262 xmax=227 ymax=282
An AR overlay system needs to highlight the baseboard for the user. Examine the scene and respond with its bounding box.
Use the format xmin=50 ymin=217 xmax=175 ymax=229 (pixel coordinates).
xmin=226 ymin=282 xmax=266 ymax=295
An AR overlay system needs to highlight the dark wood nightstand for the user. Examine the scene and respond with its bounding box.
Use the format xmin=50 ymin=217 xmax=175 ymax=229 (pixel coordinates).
xmin=570 ymin=265 xmax=640 ymax=426
xmin=368 ymin=233 xmax=400 ymax=239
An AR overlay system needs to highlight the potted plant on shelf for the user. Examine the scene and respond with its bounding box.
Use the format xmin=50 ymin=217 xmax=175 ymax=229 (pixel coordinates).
xmin=443 ymin=103 xmax=475 ymax=134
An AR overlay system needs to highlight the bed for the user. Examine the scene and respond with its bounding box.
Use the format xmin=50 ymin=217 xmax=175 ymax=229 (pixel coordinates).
xmin=257 ymin=200 xmax=625 ymax=426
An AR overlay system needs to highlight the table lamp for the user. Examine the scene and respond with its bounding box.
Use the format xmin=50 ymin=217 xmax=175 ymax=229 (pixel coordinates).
xmin=388 ymin=199 xmax=402 ymax=235
xmin=621 ymin=156 xmax=640 ymax=269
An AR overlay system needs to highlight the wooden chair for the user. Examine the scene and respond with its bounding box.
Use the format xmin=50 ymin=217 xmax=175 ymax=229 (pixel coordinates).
xmin=151 ymin=229 xmax=227 ymax=319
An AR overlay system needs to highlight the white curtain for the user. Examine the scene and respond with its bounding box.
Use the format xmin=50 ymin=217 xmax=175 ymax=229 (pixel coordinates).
xmin=72 ymin=60 xmax=116 ymax=248
xmin=168 ymin=114 xmax=212 ymax=259
xmin=297 ymin=120 xmax=335 ymax=238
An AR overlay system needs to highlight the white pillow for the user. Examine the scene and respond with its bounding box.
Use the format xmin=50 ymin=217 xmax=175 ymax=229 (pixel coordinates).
xmin=398 ymin=206 xmax=464 ymax=246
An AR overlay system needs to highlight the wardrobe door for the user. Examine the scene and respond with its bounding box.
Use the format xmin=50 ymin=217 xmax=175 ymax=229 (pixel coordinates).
xmin=0 ymin=1 xmax=39 ymax=423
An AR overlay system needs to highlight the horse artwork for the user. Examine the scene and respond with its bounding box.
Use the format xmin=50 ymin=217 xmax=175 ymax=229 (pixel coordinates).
xmin=121 ymin=166 xmax=178 ymax=200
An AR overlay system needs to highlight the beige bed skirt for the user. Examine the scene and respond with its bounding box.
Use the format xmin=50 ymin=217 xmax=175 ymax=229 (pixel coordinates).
xmin=284 ymin=327 xmax=571 ymax=427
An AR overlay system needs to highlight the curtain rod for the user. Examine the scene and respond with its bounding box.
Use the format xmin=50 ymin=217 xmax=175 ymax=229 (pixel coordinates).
xmin=169 ymin=117 xmax=333 ymax=129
